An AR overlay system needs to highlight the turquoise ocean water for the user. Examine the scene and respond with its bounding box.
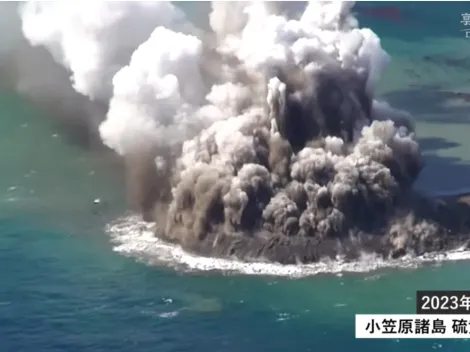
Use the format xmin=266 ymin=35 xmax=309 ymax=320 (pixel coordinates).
xmin=2 ymin=2 xmax=470 ymax=351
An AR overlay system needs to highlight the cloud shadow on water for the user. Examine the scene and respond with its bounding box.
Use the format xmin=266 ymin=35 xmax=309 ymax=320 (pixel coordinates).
xmin=418 ymin=136 xmax=460 ymax=153
xmin=382 ymin=86 xmax=470 ymax=125
xmin=419 ymin=138 xmax=470 ymax=198
xmin=376 ymin=84 xmax=470 ymax=195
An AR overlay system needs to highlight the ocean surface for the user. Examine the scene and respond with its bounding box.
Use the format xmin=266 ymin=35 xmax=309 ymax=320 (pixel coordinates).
xmin=2 ymin=2 xmax=470 ymax=351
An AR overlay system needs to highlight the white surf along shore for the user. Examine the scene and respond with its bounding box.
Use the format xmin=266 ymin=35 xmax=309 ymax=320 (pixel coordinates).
xmin=106 ymin=215 xmax=470 ymax=278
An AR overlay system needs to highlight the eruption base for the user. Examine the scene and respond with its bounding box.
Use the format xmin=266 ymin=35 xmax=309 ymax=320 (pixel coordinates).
xmin=147 ymin=191 xmax=470 ymax=265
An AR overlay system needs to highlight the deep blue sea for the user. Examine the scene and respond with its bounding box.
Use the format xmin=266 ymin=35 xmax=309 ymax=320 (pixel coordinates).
xmin=2 ymin=2 xmax=470 ymax=351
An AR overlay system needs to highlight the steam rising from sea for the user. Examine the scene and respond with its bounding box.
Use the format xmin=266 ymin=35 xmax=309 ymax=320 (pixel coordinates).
xmin=11 ymin=1 xmax=470 ymax=274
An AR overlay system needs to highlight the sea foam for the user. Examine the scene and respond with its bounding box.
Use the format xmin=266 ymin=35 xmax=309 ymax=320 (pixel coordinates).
xmin=107 ymin=215 xmax=470 ymax=277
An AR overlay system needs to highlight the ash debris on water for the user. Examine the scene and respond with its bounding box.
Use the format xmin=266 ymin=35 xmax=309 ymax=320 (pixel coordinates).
xmin=16 ymin=1 xmax=470 ymax=264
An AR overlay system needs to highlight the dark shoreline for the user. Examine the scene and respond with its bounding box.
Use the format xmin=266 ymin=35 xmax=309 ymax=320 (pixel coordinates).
xmin=154 ymin=191 xmax=470 ymax=265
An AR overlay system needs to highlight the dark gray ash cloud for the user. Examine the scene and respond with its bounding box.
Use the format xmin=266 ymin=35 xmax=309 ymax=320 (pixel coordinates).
xmin=5 ymin=1 xmax=469 ymax=263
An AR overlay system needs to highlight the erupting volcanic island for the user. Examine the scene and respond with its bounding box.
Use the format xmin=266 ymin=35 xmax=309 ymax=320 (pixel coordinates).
xmin=149 ymin=64 xmax=470 ymax=264
xmin=19 ymin=1 xmax=470 ymax=265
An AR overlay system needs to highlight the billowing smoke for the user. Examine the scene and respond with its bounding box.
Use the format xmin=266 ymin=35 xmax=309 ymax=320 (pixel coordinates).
xmin=20 ymin=1 xmax=196 ymax=101
xmin=0 ymin=1 xmax=197 ymax=148
xmin=15 ymin=1 xmax=470 ymax=264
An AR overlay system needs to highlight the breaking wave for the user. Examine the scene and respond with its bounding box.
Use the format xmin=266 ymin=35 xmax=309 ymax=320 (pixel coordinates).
xmin=107 ymin=214 xmax=470 ymax=277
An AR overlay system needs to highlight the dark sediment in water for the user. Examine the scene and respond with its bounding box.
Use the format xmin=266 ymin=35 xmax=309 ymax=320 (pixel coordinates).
xmin=358 ymin=6 xmax=403 ymax=23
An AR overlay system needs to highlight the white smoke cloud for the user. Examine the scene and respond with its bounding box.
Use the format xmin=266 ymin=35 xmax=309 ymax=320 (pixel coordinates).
xmin=99 ymin=26 xmax=206 ymax=156
xmin=20 ymin=1 xmax=195 ymax=101
xmin=216 ymin=1 xmax=389 ymax=95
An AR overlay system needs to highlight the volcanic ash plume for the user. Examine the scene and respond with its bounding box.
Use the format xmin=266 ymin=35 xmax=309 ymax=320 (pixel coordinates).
xmin=19 ymin=1 xmax=469 ymax=264
xmin=20 ymin=1 xmax=196 ymax=101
